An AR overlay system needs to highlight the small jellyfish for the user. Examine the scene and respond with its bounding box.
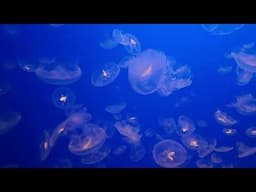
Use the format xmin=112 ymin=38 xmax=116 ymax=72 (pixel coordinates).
xmin=112 ymin=29 xmax=130 ymax=45
xmin=196 ymin=158 xmax=214 ymax=168
xmin=210 ymin=153 xmax=223 ymax=164
xmin=245 ymin=127 xmax=256 ymax=138
xmin=51 ymin=87 xmax=76 ymax=110
xmin=236 ymin=66 xmax=253 ymax=86
xmin=105 ymin=102 xmax=127 ymax=114
xmin=129 ymin=143 xmax=146 ymax=162
xmin=176 ymin=115 xmax=196 ymax=137
xmin=40 ymin=130 xmax=52 ymax=161
xmin=197 ymin=138 xmax=217 ymax=158
xmin=237 ymin=142 xmax=256 ymax=158
xmin=214 ymin=146 xmax=234 ymax=152
xmin=181 ymin=133 xmax=208 ymax=151
xmin=118 ymin=56 xmax=133 ymax=69
xmin=127 ymin=49 xmax=169 ymax=95
xmin=112 ymin=145 xmax=127 ymax=156
xmin=201 ymin=24 xmax=244 ymax=35
xmin=214 ymin=109 xmax=238 ymax=126
xmin=91 ymin=62 xmax=120 ymax=87
xmin=222 ymin=128 xmax=237 ymax=136
xmin=122 ymin=33 xmax=141 ymax=55
xmin=0 ymin=110 xmax=21 ymax=135
xmin=152 ymin=139 xmax=187 ymax=168
xmin=158 ymin=116 xmax=176 ymax=135
xmin=35 ymin=60 xmax=82 ymax=85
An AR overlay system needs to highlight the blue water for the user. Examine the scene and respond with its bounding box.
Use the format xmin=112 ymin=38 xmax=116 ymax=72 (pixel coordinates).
xmin=0 ymin=24 xmax=256 ymax=168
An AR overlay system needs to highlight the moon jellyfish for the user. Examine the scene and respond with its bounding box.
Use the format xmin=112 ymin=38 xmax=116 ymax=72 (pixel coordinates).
xmin=0 ymin=110 xmax=21 ymax=135
xmin=214 ymin=146 xmax=234 ymax=152
xmin=158 ymin=116 xmax=176 ymax=135
xmin=214 ymin=109 xmax=238 ymax=126
xmin=222 ymin=128 xmax=237 ymax=136
xmin=122 ymin=33 xmax=141 ymax=55
xmin=176 ymin=115 xmax=196 ymax=137
xmin=52 ymin=87 xmax=76 ymax=110
xmin=201 ymin=24 xmax=244 ymax=35
xmin=112 ymin=29 xmax=130 ymax=45
xmin=245 ymin=127 xmax=256 ymax=138
xmin=114 ymin=120 xmax=142 ymax=144
xmin=152 ymin=139 xmax=187 ymax=168
xmin=181 ymin=133 xmax=208 ymax=151
xmin=40 ymin=130 xmax=52 ymax=161
xmin=197 ymin=138 xmax=216 ymax=158
xmin=35 ymin=60 xmax=82 ymax=85
xmin=210 ymin=153 xmax=223 ymax=164
xmin=237 ymin=142 xmax=256 ymax=158
xmin=129 ymin=143 xmax=146 ymax=162
xmin=68 ymin=123 xmax=107 ymax=156
xmin=118 ymin=56 xmax=133 ymax=69
xmin=228 ymin=94 xmax=256 ymax=115
xmin=105 ymin=102 xmax=127 ymax=114
xmin=91 ymin=62 xmax=120 ymax=87
xmin=80 ymin=145 xmax=111 ymax=165
xmin=127 ymin=49 xmax=168 ymax=95
xmin=196 ymin=158 xmax=214 ymax=168
xmin=100 ymin=38 xmax=119 ymax=50
xmin=0 ymin=80 xmax=11 ymax=96
xmin=236 ymin=66 xmax=253 ymax=85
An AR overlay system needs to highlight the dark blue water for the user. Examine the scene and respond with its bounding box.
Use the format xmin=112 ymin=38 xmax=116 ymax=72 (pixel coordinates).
xmin=0 ymin=24 xmax=256 ymax=168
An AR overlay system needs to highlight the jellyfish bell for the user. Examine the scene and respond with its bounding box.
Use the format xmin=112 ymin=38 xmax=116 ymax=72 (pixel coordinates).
xmin=51 ymin=87 xmax=76 ymax=110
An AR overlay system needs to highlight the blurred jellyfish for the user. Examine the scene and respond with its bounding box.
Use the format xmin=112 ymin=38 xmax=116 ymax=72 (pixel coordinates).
xmin=80 ymin=145 xmax=111 ymax=165
xmin=51 ymin=87 xmax=76 ymax=110
xmin=176 ymin=115 xmax=196 ymax=137
xmin=214 ymin=146 xmax=234 ymax=152
xmin=68 ymin=123 xmax=107 ymax=156
xmin=181 ymin=133 xmax=208 ymax=151
xmin=210 ymin=152 xmax=223 ymax=164
xmin=245 ymin=127 xmax=256 ymax=138
xmin=112 ymin=29 xmax=130 ymax=45
xmin=214 ymin=109 xmax=238 ymax=126
xmin=201 ymin=24 xmax=244 ymax=35
xmin=196 ymin=158 xmax=214 ymax=168
xmin=91 ymin=62 xmax=120 ymax=87
xmin=0 ymin=110 xmax=21 ymax=135
xmin=112 ymin=145 xmax=127 ymax=156
xmin=197 ymin=138 xmax=216 ymax=158
xmin=127 ymin=49 xmax=169 ymax=95
xmin=152 ymin=139 xmax=187 ymax=168
xmin=114 ymin=120 xmax=142 ymax=144
xmin=118 ymin=56 xmax=133 ymax=69
xmin=18 ymin=60 xmax=39 ymax=72
xmin=100 ymin=38 xmax=119 ymax=50
xmin=217 ymin=65 xmax=233 ymax=74
xmin=222 ymin=128 xmax=237 ymax=136
xmin=227 ymin=94 xmax=256 ymax=115
xmin=105 ymin=102 xmax=127 ymax=114
xmin=35 ymin=60 xmax=82 ymax=85
xmin=129 ymin=143 xmax=146 ymax=162
xmin=0 ymin=80 xmax=11 ymax=96
xmin=237 ymin=142 xmax=256 ymax=158
xmin=158 ymin=116 xmax=176 ymax=135
xmin=40 ymin=130 xmax=52 ymax=161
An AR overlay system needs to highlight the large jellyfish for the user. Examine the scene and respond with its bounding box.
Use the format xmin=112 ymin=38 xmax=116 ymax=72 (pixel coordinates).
xmin=201 ymin=24 xmax=244 ymax=35
xmin=35 ymin=59 xmax=82 ymax=85
xmin=237 ymin=142 xmax=256 ymax=158
xmin=127 ymin=49 xmax=169 ymax=95
xmin=91 ymin=62 xmax=120 ymax=87
xmin=51 ymin=87 xmax=76 ymax=110
xmin=181 ymin=133 xmax=208 ymax=151
xmin=152 ymin=139 xmax=187 ymax=168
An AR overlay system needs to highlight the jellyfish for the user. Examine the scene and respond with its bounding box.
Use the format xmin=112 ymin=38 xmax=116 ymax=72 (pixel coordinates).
xmin=105 ymin=102 xmax=127 ymax=114
xmin=197 ymin=138 xmax=217 ymax=158
xmin=100 ymin=38 xmax=119 ymax=50
xmin=40 ymin=130 xmax=52 ymax=161
xmin=118 ymin=56 xmax=133 ymax=69
xmin=127 ymin=49 xmax=169 ymax=95
xmin=222 ymin=128 xmax=237 ymax=136
xmin=129 ymin=143 xmax=146 ymax=162
xmin=35 ymin=60 xmax=82 ymax=85
xmin=245 ymin=127 xmax=256 ymax=138
xmin=91 ymin=62 xmax=120 ymax=87
xmin=214 ymin=146 xmax=234 ymax=152
xmin=210 ymin=153 xmax=223 ymax=164
xmin=122 ymin=33 xmax=141 ymax=55
xmin=176 ymin=115 xmax=196 ymax=137
xmin=68 ymin=123 xmax=107 ymax=156
xmin=152 ymin=139 xmax=187 ymax=168
xmin=237 ymin=142 xmax=256 ymax=158
xmin=51 ymin=87 xmax=76 ymax=110
xmin=214 ymin=109 xmax=238 ymax=126
xmin=181 ymin=133 xmax=208 ymax=151
xmin=0 ymin=110 xmax=21 ymax=135
xmin=112 ymin=29 xmax=130 ymax=46
xmin=201 ymin=24 xmax=244 ymax=35
xmin=158 ymin=116 xmax=176 ymax=135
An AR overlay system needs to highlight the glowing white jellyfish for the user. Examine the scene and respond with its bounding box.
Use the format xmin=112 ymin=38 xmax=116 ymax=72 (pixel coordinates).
xmin=176 ymin=115 xmax=196 ymax=137
xmin=214 ymin=109 xmax=238 ymax=126
xmin=181 ymin=133 xmax=208 ymax=151
xmin=91 ymin=62 xmax=120 ymax=87
xmin=201 ymin=24 xmax=244 ymax=35
xmin=35 ymin=60 xmax=82 ymax=85
xmin=52 ymin=87 xmax=76 ymax=110
xmin=152 ymin=139 xmax=187 ymax=168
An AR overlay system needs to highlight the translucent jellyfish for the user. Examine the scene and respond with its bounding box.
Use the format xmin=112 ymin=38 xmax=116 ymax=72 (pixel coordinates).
xmin=237 ymin=142 xmax=256 ymax=158
xmin=181 ymin=133 xmax=208 ymax=151
xmin=158 ymin=116 xmax=176 ymax=135
xmin=222 ymin=128 xmax=237 ymax=136
xmin=35 ymin=60 xmax=82 ymax=85
xmin=122 ymin=33 xmax=141 ymax=55
xmin=80 ymin=145 xmax=111 ymax=165
xmin=99 ymin=38 xmax=119 ymax=50
xmin=0 ymin=80 xmax=11 ymax=96
xmin=214 ymin=109 xmax=238 ymax=126
xmin=118 ymin=56 xmax=133 ymax=69
xmin=68 ymin=123 xmax=107 ymax=156
xmin=114 ymin=120 xmax=142 ymax=144
xmin=129 ymin=143 xmax=146 ymax=162
xmin=217 ymin=65 xmax=233 ymax=74
xmin=144 ymin=128 xmax=157 ymax=138
xmin=125 ymin=114 xmax=139 ymax=127
xmin=197 ymin=138 xmax=217 ymax=158
xmin=105 ymin=102 xmax=127 ymax=114
xmin=40 ymin=130 xmax=52 ymax=161
xmin=112 ymin=29 xmax=130 ymax=45
xmin=210 ymin=152 xmax=223 ymax=164
xmin=236 ymin=66 xmax=253 ymax=86
xmin=245 ymin=127 xmax=256 ymax=138
xmin=227 ymin=94 xmax=256 ymax=115
xmin=201 ymin=24 xmax=244 ymax=35
xmin=51 ymin=87 xmax=76 ymax=110
xmin=214 ymin=146 xmax=234 ymax=152
xmin=176 ymin=115 xmax=196 ymax=137
xmin=127 ymin=49 xmax=169 ymax=95
xmin=152 ymin=139 xmax=187 ymax=168
xmin=0 ymin=110 xmax=21 ymax=135
xmin=91 ymin=62 xmax=120 ymax=87
xmin=196 ymin=159 xmax=214 ymax=168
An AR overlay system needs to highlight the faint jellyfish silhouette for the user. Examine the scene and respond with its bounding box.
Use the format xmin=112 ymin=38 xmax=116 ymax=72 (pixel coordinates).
xmin=18 ymin=60 xmax=39 ymax=72
xmin=237 ymin=142 xmax=256 ymax=158
xmin=52 ymin=87 xmax=76 ymax=110
xmin=129 ymin=143 xmax=146 ymax=162
xmin=35 ymin=59 xmax=82 ymax=85
xmin=40 ymin=130 xmax=52 ymax=161
xmin=245 ymin=127 xmax=256 ymax=137
xmin=217 ymin=65 xmax=233 ymax=74
xmin=214 ymin=109 xmax=238 ymax=126
xmin=105 ymin=102 xmax=127 ymax=114
xmin=112 ymin=29 xmax=130 ymax=45
xmin=176 ymin=115 xmax=196 ymax=137
xmin=214 ymin=146 xmax=234 ymax=152
xmin=100 ymin=38 xmax=119 ymax=50
xmin=196 ymin=158 xmax=214 ymax=168
xmin=197 ymin=138 xmax=217 ymax=158
xmin=0 ymin=80 xmax=11 ymax=96
xmin=181 ymin=133 xmax=208 ymax=151
xmin=201 ymin=24 xmax=244 ymax=35
xmin=122 ymin=33 xmax=141 ymax=55
xmin=0 ymin=110 xmax=21 ymax=135
xmin=127 ymin=49 xmax=169 ymax=95
xmin=158 ymin=116 xmax=176 ymax=135
xmin=91 ymin=62 xmax=120 ymax=87
xmin=112 ymin=145 xmax=127 ymax=156
xmin=68 ymin=123 xmax=107 ymax=156
xmin=236 ymin=66 xmax=253 ymax=86
xmin=227 ymin=94 xmax=256 ymax=115
xmin=118 ymin=56 xmax=133 ymax=69
xmin=222 ymin=128 xmax=237 ymax=136
xmin=210 ymin=152 xmax=223 ymax=164
xmin=152 ymin=139 xmax=187 ymax=168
